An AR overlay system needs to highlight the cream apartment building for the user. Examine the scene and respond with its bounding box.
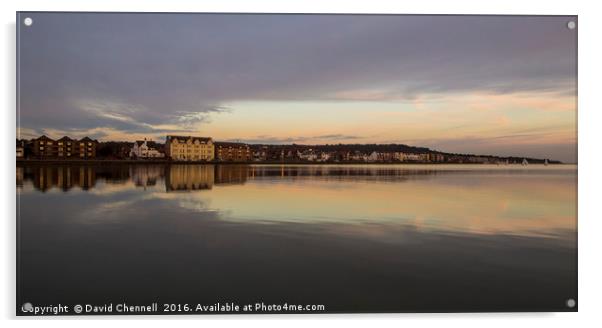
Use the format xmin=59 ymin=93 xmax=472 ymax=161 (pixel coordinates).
xmin=165 ymin=135 xmax=215 ymax=161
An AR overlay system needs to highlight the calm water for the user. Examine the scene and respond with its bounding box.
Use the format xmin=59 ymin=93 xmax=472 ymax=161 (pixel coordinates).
xmin=16 ymin=164 xmax=577 ymax=313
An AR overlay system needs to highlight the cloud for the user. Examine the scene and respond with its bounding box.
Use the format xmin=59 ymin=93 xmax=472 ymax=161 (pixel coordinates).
xmin=224 ymin=134 xmax=364 ymax=144
xmin=314 ymin=134 xmax=362 ymax=140
xmin=19 ymin=14 xmax=575 ymax=127
xmin=171 ymin=106 xmax=230 ymax=128
xmin=17 ymin=13 xmax=576 ymax=161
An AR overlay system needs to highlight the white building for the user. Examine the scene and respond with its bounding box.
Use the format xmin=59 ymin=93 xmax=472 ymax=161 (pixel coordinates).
xmin=130 ymin=139 xmax=165 ymax=159
xmin=319 ymin=152 xmax=331 ymax=162
xmin=366 ymin=151 xmax=379 ymax=162
xmin=298 ymin=150 xmax=318 ymax=161
xmin=403 ymin=153 xmax=423 ymax=162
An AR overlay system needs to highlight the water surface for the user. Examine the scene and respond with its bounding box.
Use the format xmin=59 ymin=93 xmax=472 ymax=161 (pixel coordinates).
xmin=17 ymin=164 xmax=577 ymax=313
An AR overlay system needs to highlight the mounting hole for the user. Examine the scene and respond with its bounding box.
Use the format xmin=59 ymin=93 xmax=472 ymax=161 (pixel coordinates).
xmin=567 ymin=21 xmax=576 ymax=30
xmin=23 ymin=17 xmax=33 ymax=26
xmin=566 ymin=298 xmax=576 ymax=308
xmin=22 ymin=302 xmax=33 ymax=312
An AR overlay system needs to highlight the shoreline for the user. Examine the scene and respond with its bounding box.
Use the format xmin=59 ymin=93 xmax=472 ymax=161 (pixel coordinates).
xmin=15 ymin=159 xmax=572 ymax=165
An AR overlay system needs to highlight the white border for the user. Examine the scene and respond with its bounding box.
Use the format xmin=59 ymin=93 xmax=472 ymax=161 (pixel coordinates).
xmin=2 ymin=1 xmax=601 ymax=327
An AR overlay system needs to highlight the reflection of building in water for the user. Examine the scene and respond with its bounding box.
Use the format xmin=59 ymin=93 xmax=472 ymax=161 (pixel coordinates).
xmin=130 ymin=165 xmax=165 ymax=188
xmin=164 ymin=165 xmax=251 ymax=191
xmin=21 ymin=165 xmax=97 ymax=192
xmin=16 ymin=166 xmax=24 ymax=188
xmin=246 ymin=165 xmax=443 ymax=183
xmin=165 ymin=165 xmax=215 ymax=192
xmin=215 ymin=165 xmax=249 ymax=185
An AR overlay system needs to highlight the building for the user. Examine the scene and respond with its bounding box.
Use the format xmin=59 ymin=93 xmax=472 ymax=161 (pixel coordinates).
xmin=165 ymin=135 xmax=214 ymax=161
xmin=214 ymin=142 xmax=251 ymax=162
xmin=130 ymin=139 xmax=165 ymax=158
xmin=366 ymin=151 xmax=379 ymax=162
xmin=57 ymin=136 xmax=75 ymax=158
xmin=76 ymin=137 xmax=98 ymax=159
xmin=403 ymin=153 xmax=424 ymax=162
xmin=427 ymin=153 xmax=445 ymax=162
xmin=31 ymin=135 xmax=98 ymax=159
xmin=16 ymin=139 xmax=25 ymax=158
xmin=297 ymin=149 xmax=318 ymax=161
xmin=32 ymin=135 xmax=57 ymax=158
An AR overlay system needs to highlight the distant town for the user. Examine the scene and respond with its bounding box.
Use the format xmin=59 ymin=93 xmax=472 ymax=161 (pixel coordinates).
xmin=15 ymin=134 xmax=561 ymax=164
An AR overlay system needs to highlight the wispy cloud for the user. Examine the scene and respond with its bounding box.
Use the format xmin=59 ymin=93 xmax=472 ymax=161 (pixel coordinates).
xmin=17 ymin=13 xmax=576 ymax=161
xmin=226 ymin=134 xmax=364 ymax=144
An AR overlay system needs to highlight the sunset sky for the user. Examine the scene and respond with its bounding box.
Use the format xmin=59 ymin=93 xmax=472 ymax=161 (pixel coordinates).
xmin=17 ymin=13 xmax=577 ymax=162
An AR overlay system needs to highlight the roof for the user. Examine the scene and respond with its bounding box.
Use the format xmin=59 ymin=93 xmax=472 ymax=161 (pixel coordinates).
xmin=35 ymin=135 xmax=53 ymax=141
xmin=78 ymin=136 xmax=98 ymax=143
xmin=32 ymin=135 xmax=97 ymax=143
xmin=166 ymin=135 xmax=213 ymax=143
xmin=215 ymin=141 xmax=248 ymax=147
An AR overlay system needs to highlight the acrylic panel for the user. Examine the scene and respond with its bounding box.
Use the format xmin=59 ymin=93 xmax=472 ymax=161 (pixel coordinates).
xmin=16 ymin=12 xmax=577 ymax=315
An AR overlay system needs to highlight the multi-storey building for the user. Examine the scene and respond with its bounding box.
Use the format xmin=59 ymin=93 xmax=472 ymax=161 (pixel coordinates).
xmin=214 ymin=142 xmax=251 ymax=162
xmin=16 ymin=139 xmax=25 ymax=158
xmin=31 ymin=135 xmax=98 ymax=159
xmin=57 ymin=136 xmax=75 ymax=158
xmin=32 ymin=135 xmax=57 ymax=158
xmin=76 ymin=137 xmax=98 ymax=159
xmin=165 ymin=135 xmax=214 ymax=161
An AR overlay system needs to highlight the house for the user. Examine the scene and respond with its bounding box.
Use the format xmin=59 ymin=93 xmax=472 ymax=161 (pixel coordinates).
xmin=403 ymin=153 xmax=423 ymax=162
xmin=297 ymin=149 xmax=318 ymax=161
xmin=319 ymin=152 xmax=331 ymax=162
xmin=57 ymin=136 xmax=75 ymax=158
xmin=31 ymin=135 xmax=98 ymax=159
xmin=427 ymin=153 xmax=445 ymax=162
xmin=366 ymin=151 xmax=379 ymax=162
xmin=16 ymin=139 xmax=25 ymax=158
xmin=130 ymin=139 xmax=165 ymax=159
xmin=76 ymin=137 xmax=98 ymax=159
xmin=32 ymin=135 xmax=57 ymax=158
xmin=214 ymin=142 xmax=251 ymax=162
xmin=165 ymin=135 xmax=214 ymax=161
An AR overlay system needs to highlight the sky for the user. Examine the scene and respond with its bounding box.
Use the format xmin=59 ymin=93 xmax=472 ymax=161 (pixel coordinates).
xmin=17 ymin=13 xmax=577 ymax=162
